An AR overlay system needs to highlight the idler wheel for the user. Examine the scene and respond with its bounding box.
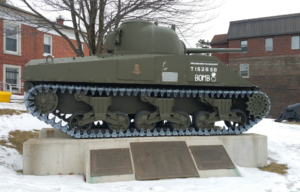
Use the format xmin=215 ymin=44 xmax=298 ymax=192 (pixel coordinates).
xmin=169 ymin=111 xmax=191 ymax=131
xmin=246 ymin=92 xmax=270 ymax=118
xmin=224 ymin=109 xmax=248 ymax=128
xmin=68 ymin=111 xmax=92 ymax=133
xmin=33 ymin=89 xmax=58 ymax=114
xmin=134 ymin=111 xmax=157 ymax=131
xmin=193 ymin=111 xmax=214 ymax=131
xmin=107 ymin=111 xmax=130 ymax=133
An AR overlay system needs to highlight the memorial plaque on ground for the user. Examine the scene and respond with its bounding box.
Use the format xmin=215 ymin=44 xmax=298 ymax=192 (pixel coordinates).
xmin=90 ymin=148 xmax=133 ymax=177
xmin=189 ymin=145 xmax=235 ymax=170
xmin=130 ymin=141 xmax=199 ymax=180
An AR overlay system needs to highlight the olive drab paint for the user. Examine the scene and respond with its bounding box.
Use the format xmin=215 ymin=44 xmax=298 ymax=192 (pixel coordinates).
xmin=22 ymin=19 xmax=270 ymax=139
xmin=23 ymin=19 xmax=251 ymax=88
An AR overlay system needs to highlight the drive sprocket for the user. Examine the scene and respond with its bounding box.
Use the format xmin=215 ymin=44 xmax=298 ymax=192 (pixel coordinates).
xmin=246 ymin=92 xmax=270 ymax=118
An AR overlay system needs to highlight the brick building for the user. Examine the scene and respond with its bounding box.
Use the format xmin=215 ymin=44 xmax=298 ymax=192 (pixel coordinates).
xmin=211 ymin=13 xmax=300 ymax=118
xmin=0 ymin=1 xmax=88 ymax=94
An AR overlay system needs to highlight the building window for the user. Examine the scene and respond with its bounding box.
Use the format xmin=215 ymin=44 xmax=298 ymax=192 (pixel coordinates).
xmin=291 ymin=36 xmax=299 ymax=50
xmin=241 ymin=40 xmax=248 ymax=52
xmin=3 ymin=64 xmax=22 ymax=93
xmin=6 ymin=25 xmax=18 ymax=52
xmin=3 ymin=21 xmax=21 ymax=56
xmin=265 ymin=38 xmax=273 ymax=51
xmin=44 ymin=35 xmax=52 ymax=56
xmin=240 ymin=64 xmax=249 ymax=78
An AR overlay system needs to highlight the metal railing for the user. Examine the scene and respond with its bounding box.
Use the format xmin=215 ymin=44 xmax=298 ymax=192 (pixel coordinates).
xmin=0 ymin=82 xmax=24 ymax=93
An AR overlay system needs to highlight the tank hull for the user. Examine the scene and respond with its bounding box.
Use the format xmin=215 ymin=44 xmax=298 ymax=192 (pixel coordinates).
xmin=22 ymin=19 xmax=269 ymax=139
xmin=23 ymin=54 xmax=252 ymax=89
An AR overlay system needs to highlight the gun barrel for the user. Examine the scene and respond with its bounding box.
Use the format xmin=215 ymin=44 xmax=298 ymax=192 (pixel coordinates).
xmin=284 ymin=103 xmax=300 ymax=112
xmin=186 ymin=48 xmax=242 ymax=54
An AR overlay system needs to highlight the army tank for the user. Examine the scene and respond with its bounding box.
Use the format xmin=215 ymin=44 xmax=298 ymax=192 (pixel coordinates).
xmin=23 ymin=19 xmax=270 ymax=139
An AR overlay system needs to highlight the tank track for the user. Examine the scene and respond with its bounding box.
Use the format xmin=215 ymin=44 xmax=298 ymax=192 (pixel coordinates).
xmin=24 ymin=84 xmax=271 ymax=139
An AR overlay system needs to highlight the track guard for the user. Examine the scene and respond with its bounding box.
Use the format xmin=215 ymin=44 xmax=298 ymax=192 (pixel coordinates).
xmin=75 ymin=92 xmax=123 ymax=126
xmin=201 ymin=96 xmax=240 ymax=123
xmin=141 ymin=95 xmax=183 ymax=124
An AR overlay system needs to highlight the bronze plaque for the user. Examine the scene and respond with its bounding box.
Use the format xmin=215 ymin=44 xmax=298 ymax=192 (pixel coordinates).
xmin=130 ymin=141 xmax=199 ymax=180
xmin=90 ymin=148 xmax=133 ymax=177
xmin=189 ymin=145 xmax=235 ymax=170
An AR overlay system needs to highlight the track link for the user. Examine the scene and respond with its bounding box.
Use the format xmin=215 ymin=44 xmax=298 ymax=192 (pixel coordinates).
xmin=24 ymin=84 xmax=271 ymax=139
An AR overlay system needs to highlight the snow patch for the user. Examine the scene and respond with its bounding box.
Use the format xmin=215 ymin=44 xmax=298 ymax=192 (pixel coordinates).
xmin=0 ymin=103 xmax=300 ymax=191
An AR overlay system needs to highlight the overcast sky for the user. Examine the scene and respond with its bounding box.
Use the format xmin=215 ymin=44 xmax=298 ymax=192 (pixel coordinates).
xmin=185 ymin=0 xmax=300 ymax=47
xmin=11 ymin=0 xmax=300 ymax=48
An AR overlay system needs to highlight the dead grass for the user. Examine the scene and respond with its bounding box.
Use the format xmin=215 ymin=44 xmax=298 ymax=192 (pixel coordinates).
xmin=259 ymin=162 xmax=289 ymax=175
xmin=0 ymin=130 xmax=39 ymax=154
xmin=284 ymin=122 xmax=300 ymax=125
xmin=0 ymin=108 xmax=28 ymax=116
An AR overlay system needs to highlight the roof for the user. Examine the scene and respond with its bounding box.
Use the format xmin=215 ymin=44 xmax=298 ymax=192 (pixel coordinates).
xmin=210 ymin=34 xmax=228 ymax=45
xmin=0 ymin=2 xmax=38 ymax=17
xmin=227 ymin=13 xmax=300 ymax=40
xmin=0 ymin=2 xmax=75 ymax=31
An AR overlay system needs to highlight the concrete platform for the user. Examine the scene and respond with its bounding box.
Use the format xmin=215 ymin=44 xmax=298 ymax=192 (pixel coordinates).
xmin=39 ymin=128 xmax=72 ymax=139
xmin=23 ymin=128 xmax=267 ymax=183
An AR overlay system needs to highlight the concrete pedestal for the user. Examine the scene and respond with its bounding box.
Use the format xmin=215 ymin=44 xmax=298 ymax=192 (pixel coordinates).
xmin=23 ymin=128 xmax=268 ymax=183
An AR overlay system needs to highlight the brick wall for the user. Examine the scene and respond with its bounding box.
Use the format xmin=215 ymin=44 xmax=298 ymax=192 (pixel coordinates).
xmin=229 ymin=54 xmax=300 ymax=118
xmin=211 ymin=33 xmax=300 ymax=119
xmin=211 ymin=43 xmax=229 ymax=64
xmin=0 ymin=19 xmax=3 ymax=84
xmin=228 ymin=34 xmax=300 ymax=59
xmin=0 ymin=20 xmax=89 ymax=94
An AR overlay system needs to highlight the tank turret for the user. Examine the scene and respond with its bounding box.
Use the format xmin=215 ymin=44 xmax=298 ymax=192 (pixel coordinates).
xmin=104 ymin=19 xmax=242 ymax=55
xmin=104 ymin=19 xmax=185 ymax=55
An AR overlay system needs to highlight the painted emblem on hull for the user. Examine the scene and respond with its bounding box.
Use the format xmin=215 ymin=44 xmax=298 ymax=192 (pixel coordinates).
xmin=132 ymin=64 xmax=141 ymax=75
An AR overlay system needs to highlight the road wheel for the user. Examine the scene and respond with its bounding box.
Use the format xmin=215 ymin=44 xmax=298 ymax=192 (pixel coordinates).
xmin=107 ymin=111 xmax=130 ymax=133
xmin=224 ymin=109 xmax=248 ymax=128
xmin=69 ymin=111 xmax=92 ymax=133
xmin=193 ymin=111 xmax=214 ymax=131
xmin=134 ymin=111 xmax=156 ymax=131
xmin=169 ymin=110 xmax=191 ymax=131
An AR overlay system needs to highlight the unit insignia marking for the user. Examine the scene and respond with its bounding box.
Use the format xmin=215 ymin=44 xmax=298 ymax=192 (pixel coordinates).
xmin=132 ymin=64 xmax=141 ymax=75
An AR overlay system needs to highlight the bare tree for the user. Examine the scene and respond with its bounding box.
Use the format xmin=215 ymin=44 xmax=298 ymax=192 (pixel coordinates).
xmin=0 ymin=0 xmax=224 ymax=56
xmin=196 ymin=39 xmax=211 ymax=56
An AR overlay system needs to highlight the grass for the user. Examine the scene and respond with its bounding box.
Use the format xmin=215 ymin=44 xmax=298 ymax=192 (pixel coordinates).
xmin=0 ymin=130 xmax=39 ymax=155
xmin=259 ymin=162 xmax=289 ymax=175
xmin=0 ymin=108 xmax=28 ymax=116
xmin=284 ymin=122 xmax=300 ymax=125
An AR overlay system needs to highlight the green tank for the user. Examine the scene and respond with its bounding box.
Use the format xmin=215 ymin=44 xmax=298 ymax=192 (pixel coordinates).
xmin=23 ymin=19 xmax=270 ymax=138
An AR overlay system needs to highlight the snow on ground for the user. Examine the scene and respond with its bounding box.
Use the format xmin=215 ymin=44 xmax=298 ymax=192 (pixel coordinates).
xmin=9 ymin=94 xmax=25 ymax=104
xmin=0 ymin=102 xmax=26 ymax=111
xmin=10 ymin=95 xmax=24 ymax=100
xmin=0 ymin=102 xmax=300 ymax=192
xmin=0 ymin=109 xmax=52 ymax=137
xmin=0 ymin=146 xmax=23 ymax=171
xmin=0 ymin=102 xmax=52 ymax=174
